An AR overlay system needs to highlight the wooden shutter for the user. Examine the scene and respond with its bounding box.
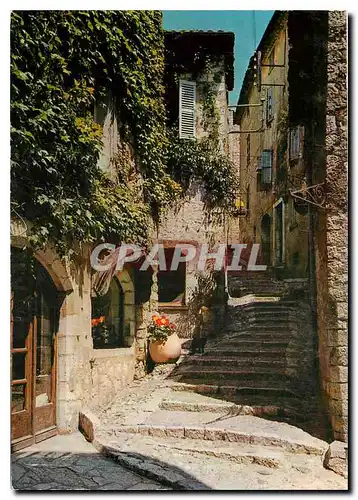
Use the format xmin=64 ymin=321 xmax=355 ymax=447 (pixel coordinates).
xmin=266 ymin=88 xmax=273 ymax=122
xmin=179 ymin=80 xmax=196 ymax=139
xmin=262 ymin=150 xmax=273 ymax=184
xmin=290 ymin=126 xmax=304 ymax=160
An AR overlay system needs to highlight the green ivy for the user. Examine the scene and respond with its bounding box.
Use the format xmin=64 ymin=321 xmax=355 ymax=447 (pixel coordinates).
xmin=11 ymin=11 xmax=238 ymax=257
xmin=166 ymin=129 xmax=239 ymax=212
xmin=11 ymin=10 xmax=174 ymax=255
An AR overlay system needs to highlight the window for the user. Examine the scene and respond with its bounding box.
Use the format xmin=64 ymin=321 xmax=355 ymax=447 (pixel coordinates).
xmin=158 ymin=248 xmax=186 ymax=305
xmin=289 ymin=125 xmax=304 ymax=161
xmin=179 ymin=80 xmax=196 ymax=139
xmin=91 ymin=277 xmax=124 ymax=349
xmin=246 ymin=134 xmax=251 ymax=167
xmin=261 ymin=149 xmax=273 ymax=185
xmin=266 ymin=87 xmax=274 ymax=123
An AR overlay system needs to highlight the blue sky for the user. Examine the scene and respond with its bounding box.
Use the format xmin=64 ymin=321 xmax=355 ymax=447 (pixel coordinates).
xmin=163 ymin=10 xmax=274 ymax=105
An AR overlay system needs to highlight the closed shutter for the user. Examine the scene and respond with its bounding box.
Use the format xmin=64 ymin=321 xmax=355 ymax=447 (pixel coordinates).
xmin=266 ymin=87 xmax=273 ymax=122
xmin=179 ymin=80 xmax=196 ymax=139
xmin=262 ymin=149 xmax=273 ymax=184
xmin=290 ymin=125 xmax=304 ymax=160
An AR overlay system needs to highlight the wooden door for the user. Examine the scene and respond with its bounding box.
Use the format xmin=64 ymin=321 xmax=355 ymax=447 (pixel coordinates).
xmin=11 ymin=248 xmax=59 ymax=451
xmin=33 ymin=265 xmax=58 ymax=439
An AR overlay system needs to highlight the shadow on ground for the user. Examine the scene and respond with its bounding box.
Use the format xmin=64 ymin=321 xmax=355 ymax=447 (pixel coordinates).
xmin=11 ymin=447 xmax=211 ymax=491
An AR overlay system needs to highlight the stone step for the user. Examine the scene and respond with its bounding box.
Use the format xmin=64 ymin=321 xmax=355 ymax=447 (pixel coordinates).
xmin=111 ymin=411 xmax=328 ymax=456
xmin=105 ymin=432 xmax=286 ymax=469
xmin=203 ymin=349 xmax=290 ymax=364
xmin=217 ymin=338 xmax=291 ymax=348
xmin=172 ymin=367 xmax=290 ymax=381
xmin=204 ymin=344 xmax=289 ymax=356
xmin=185 ymin=356 xmax=287 ymax=368
xmin=247 ymin=323 xmax=294 ymax=331
xmin=158 ymin=390 xmax=312 ymax=420
xmin=247 ymin=317 xmax=292 ymax=324
xmin=169 ymin=380 xmax=300 ymax=398
xmin=208 ymin=340 xmax=290 ymax=351
xmin=159 ymin=390 xmax=237 ymax=413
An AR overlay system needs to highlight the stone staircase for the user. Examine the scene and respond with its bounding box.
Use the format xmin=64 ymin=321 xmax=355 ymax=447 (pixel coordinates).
xmin=167 ymin=272 xmax=322 ymax=437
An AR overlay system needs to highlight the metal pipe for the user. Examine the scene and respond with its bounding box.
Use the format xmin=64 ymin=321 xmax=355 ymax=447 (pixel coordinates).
xmin=229 ymin=98 xmax=265 ymax=134
xmin=228 ymin=103 xmax=263 ymax=108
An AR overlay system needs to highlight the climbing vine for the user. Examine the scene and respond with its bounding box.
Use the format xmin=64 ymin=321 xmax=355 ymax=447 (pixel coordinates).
xmin=166 ymin=56 xmax=239 ymax=213
xmin=166 ymin=129 xmax=239 ymax=211
xmin=11 ymin=11 xmax=238 ymax=256
xmin=11 ymin=10 xmax=176 ymax=255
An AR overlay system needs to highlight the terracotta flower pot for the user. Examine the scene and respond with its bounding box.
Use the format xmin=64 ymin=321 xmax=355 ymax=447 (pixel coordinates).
xmin=149 ymin=332 xmax=182 ymax=363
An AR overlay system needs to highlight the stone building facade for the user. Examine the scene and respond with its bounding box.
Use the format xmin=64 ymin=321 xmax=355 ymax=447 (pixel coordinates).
xmin=10 ymin=30 xmax=236 ymax=449
xmin=235 ymin=10 xmax=348 ymax=442
xmin=153 ymin=31 xmax=236 ymax=338
xmin=313 ymin=12 xmax=348 ymax=442
xmin=235 ymin=12 xmax=309 ymax=277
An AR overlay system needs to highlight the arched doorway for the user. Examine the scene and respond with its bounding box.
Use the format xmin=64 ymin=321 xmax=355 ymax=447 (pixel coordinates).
xmin=261 ymin=214 xmax=272 ymax=266
xmin=11 ymin=247 xmax=62 ymax=450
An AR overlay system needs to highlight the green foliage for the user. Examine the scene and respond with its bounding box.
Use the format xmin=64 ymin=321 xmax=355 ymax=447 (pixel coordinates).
xmin=11 ymin=11 xmax=238 ymax=257
xmin=166 ymin=129 xmax=239 ymax=212
xmin=11 ymin=10 xmax=173 ymax=255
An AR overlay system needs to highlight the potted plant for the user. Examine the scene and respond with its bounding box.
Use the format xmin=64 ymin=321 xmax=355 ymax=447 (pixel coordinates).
xmin=91 ymin=315 xmax=110 ymax=348
xmin=148 ymin=314 xmax=182 ymax=363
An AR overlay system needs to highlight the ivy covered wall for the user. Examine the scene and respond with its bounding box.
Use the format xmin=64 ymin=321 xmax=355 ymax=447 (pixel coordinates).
xmin=11 ymin=11 xmax=239 ymax=258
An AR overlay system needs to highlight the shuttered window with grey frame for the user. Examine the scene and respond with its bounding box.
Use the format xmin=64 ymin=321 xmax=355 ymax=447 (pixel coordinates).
xmin=266 ymin=87 xmax=274 ymax=122
xmin=261 ymin=149 xmax=273 ymax=185
xmin=179 ymin=80 xmax=196 ymax=139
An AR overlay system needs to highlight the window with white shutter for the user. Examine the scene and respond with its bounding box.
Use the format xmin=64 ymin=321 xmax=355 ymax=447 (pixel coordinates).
xmin=179 ymin=80 xmax=196 ymax=139
xmin=261 ymin=149 xmax=273 ymax=185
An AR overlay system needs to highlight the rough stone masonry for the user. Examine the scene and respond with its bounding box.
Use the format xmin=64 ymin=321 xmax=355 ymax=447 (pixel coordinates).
xmin=315 ymin=11 xmax=348 ymax=442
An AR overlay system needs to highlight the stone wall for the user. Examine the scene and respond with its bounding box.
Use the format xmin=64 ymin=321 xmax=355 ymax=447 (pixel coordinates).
xmin=236 ymin=19 xmax=309 ymax=277
xmin=315 ymin=11 xmax=348 ymax=442
xmin=155 ymin=60 xmax=230 ymax=338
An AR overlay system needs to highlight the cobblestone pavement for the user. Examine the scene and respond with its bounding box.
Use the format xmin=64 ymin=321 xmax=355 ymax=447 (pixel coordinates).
xmin=11 ymin=432 xmax=170 ymax=490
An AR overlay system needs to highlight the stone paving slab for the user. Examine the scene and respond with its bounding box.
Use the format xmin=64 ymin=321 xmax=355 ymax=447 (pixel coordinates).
xmin=11 ymin=433 xmax=169 ymax=491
